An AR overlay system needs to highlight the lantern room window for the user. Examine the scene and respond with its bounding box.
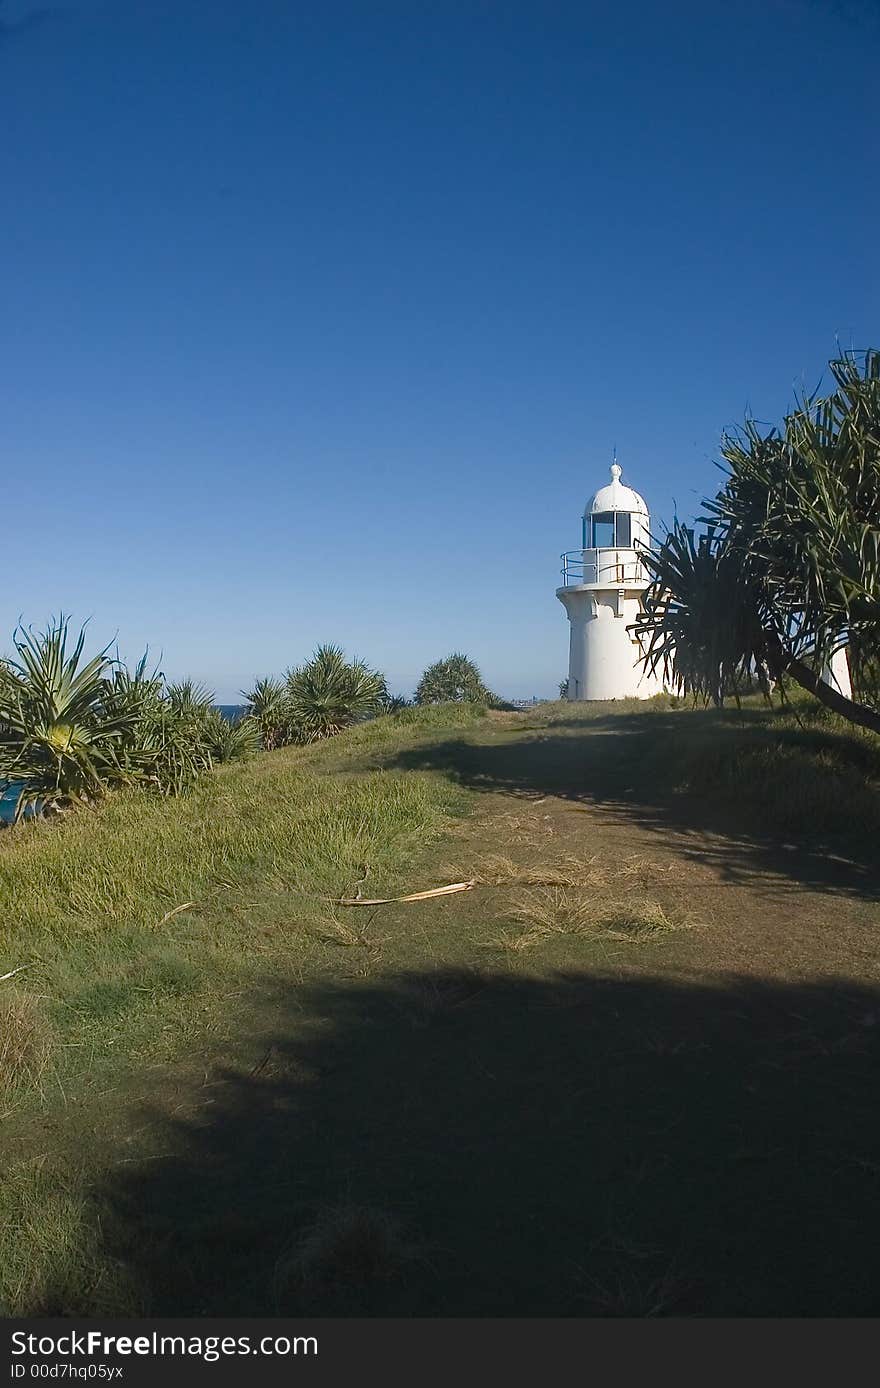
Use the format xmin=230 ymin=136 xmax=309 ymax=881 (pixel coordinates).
xmin=590 ymin=512 xmax=632 ymax=548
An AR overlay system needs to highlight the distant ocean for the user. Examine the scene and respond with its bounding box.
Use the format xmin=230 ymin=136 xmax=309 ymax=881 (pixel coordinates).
xmin=215 ymin=705 xmax=247 ymax=722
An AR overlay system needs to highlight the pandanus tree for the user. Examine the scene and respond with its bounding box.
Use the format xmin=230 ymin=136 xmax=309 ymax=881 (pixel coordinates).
xmin=634 ymin=349 xmax=880 ymax=734
xmin=0 ymin=620 xmax=142 ymax=816
xmin=415 ymin=653 xmax=488 ymax=705
xmin=415 ymin=653 xmax=510 ymax=708
xmin=98 ymin=664 xmax=260 ymax=791
xmin=242 ymin=676 xmax=291 ymax=750
xmin=0 ymin=619 xmax=260 ymax=818
xmin=244 ymin=652 xmax=400 ymax=749
xmin=284 ymin=645 xmax=388 ymax=742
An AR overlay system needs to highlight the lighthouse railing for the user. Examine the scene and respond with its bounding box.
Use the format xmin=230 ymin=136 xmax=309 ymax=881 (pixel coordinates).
xmin=559 ymin=550 xmax=647 ymax=587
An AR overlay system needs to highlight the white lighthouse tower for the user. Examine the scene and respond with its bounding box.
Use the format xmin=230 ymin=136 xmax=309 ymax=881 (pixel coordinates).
xmin=556 ymin=461 xmax=664 ymax=700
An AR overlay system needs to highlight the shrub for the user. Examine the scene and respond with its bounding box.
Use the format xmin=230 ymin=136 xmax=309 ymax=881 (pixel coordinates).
xmin=200 ymin=709 xmax=263 ymax=763
xmin=380 ymin=692 xmax=410 ymax=715
xmin=415 ymin=653 xmax=510 ymax=708
xmin=0 ymin=620 xmax=257 ymax=819
xmin=285 ymin=645 xmax=388 ymax=742
xmin=0 ymin=619 xmax=146 ymax=817
xmin=242 ymin=677 xmax=292 ymax=751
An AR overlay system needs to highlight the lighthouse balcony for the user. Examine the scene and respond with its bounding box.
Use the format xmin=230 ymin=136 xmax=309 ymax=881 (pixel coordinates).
xmin=559 ymin=548 xmax=648 ymax=588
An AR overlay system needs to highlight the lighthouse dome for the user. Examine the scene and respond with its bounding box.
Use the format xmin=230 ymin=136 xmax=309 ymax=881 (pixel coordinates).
xmin=585 ymin=463 xmax=649 ymax=517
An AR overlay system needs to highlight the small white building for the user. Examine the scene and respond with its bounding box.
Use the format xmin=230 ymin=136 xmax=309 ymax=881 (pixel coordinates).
xmin=556 ymin=462 xmax=664 ymax=701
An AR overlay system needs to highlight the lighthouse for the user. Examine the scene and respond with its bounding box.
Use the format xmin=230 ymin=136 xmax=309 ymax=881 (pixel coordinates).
xmin=556 ymin=461 xmax=664 ymax=700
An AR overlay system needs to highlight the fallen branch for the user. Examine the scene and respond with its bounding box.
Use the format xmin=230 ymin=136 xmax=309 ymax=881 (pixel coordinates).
xmin=0 ymin=964 xmax=31 ymax=983
xmin=335 ymin=880 xmax=476 ymax=907
xmin=157 ymin=902 xmax=197 ymax=927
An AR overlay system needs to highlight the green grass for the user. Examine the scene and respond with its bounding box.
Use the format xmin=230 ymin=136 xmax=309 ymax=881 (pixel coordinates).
xmin=1 ymin=694 xmax=879 ymax=1316
xmin=678 ymin=697 xmax=880 ymax=838
xmin=0 ymin=707 xmax=477 ymax=1108
xmin=1 ymin=707 xmax=483 ymax=1315
xmin=482 ymin=692 xmax=880 ymax=843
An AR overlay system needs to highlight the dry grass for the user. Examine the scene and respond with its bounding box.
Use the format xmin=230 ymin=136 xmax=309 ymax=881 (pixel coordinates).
xmin=474 ymin=844 xmax=697 ymax=953
xmin=466 ymin=811 xmax=556 ymax=848
xmin=396 ymin=970 xmax=487 ymax=1024
xmin=575 ymin=1256 xmax=687 ymax=1316
xmin=0 ymin=1160 xmax=140 ymax=1316
xmin=485 ymin=926 xmax=548 ymax=955
xmin=0 ymin=989 xmax=52 ymax=1103
xmin=308 ymin=910 xmax=378 ymax=949
xmin=598 ymin=901 xmax=692 ymax=941
xmin=496 ymin=885 xmax=696 ymax=949
xmin=511 ymin=885 xmax=598 ymax=936
xmin=274 ymin=1204 xmax=419 ymax=1312
xmin=445 ymin=833 xmax=697 ymax=958
xmin=567 ymin=1225 xmax=690 ymax=1315
xmin=475 ymin=850 xmax=676 ymax=890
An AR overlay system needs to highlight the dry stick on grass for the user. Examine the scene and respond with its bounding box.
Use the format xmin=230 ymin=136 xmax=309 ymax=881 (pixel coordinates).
xmin=0 ymin=965 xmax=31 ymax=983
xmin=334 ymin=880 xmax=476 ymax=907
xmin=156 ymin=902 xmax=197 ymax=927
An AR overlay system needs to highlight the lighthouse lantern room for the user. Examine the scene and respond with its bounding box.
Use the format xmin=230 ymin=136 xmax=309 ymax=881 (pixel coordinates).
xmin=556 ymin=462 xmax=664 ymax=700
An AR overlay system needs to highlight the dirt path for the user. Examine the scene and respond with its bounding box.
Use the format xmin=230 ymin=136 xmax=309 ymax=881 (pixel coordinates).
xmin=8 ymin=704 xmax=880 ymax=1316
xmin=389 ymin=706 xmax=880 ymax=988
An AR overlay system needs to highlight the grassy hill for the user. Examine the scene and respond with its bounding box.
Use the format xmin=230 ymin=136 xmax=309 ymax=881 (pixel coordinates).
xmin=2 ymin=696 xmax=879 ymax=1315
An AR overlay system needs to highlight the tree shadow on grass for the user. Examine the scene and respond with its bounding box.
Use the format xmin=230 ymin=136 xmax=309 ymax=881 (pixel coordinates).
xmin=97 ymin=967 xmax=880 ymax=1316
xmin=387 ymin=706 xmax=880 ymax=901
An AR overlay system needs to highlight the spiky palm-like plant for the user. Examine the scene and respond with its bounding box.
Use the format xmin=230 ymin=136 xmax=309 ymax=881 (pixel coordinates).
xmin=165 ymin=680 xmax=215 ymax=719
xmin=200 ymin=708 xmax=263 ymax=763
xmin=98 ymin=662 xmax=234 ymax=794
xmin=636 ymin=525 xmax=772 ymax=706
xmin=635 ymin=349 xmax=880 ymax=735
xmin=142 ymin=680 xmax=256 ymax=793
xmin=381 ymin=692 xmax=410 ymax=715
xmin=414 ymin=653 xmax=512 ymax=708
xmin=243 ymin=676 xmax=292 ymax=750
xmin=285 ymin=645 xmax=387 ymax=743
xmin=0 ymin=623 xmax=259 ymax=815
xmin=414 ymin=653 xmax=489 ymax=705
xmin=0 ymin=619 xmax=142 ymax=817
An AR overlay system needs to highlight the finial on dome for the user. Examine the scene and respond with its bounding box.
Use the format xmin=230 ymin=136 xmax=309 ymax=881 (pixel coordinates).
xmin=610 ymin=462 xmax=622 ymax=481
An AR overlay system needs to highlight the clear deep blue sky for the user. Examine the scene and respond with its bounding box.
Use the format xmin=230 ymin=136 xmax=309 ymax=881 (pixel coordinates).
xmin=2 ymin=0 xmax=877 ymax=699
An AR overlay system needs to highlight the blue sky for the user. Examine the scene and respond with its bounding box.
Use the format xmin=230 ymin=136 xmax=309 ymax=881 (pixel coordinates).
xmin=2 ymin=0 xmax=877 ymax=700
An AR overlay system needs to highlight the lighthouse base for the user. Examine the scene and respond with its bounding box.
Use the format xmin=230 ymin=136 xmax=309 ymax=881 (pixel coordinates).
xmin=557 ymin=585 xmax=663 ymax=701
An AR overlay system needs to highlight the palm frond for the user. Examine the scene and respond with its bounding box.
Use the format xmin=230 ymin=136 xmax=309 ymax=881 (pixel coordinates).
xmin=636 ymin=348 xmax=880 ymax=722
xmin=635 ymin=524 xmax=772 ymax=705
